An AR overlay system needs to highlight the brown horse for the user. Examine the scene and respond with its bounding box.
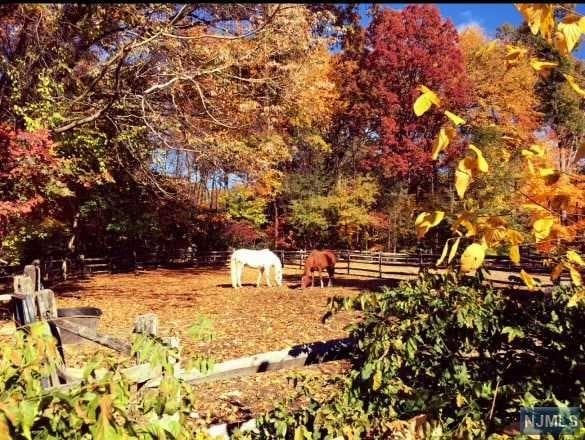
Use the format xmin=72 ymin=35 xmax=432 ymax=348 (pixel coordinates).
xmin=301 ymin=250 xmax=337 ymax=289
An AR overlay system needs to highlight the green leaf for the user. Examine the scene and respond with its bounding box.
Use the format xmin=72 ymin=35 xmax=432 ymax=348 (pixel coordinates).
xmin=19 ymin=399 xmax=39 ymax=440
xmin=502 ymin=326 xmax=525 ymax=343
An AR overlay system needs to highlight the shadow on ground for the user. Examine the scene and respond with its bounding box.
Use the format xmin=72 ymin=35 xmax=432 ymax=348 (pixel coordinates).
xmin=216 ymin=274 xmax=399 ymax=292
xmin=51 ymin=280 xmax=93 ymax=297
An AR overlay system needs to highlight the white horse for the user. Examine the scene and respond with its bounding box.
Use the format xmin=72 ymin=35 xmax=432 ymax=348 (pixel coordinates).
xmin=230 ymin=249 xmax=283 ymax=288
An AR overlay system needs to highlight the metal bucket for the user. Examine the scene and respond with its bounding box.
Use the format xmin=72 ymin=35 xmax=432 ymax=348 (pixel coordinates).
xmin=56 ymin=307 xmax=102 ymax=345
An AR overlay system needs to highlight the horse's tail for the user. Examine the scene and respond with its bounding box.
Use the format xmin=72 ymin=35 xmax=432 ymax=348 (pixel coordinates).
xmin=230 ymin=251 xmax=238 ymax=288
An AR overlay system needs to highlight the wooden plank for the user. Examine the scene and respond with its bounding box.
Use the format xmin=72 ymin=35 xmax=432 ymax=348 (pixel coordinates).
xmin=14 ymin=275 xmax=34 ymax=295
xmin=207 ymin=418 xmax=257 ymax=439
xmin=23 ymin=264 xmax=41 ymax=292
xmin=53 ymin=319 xmax=132 ymax=354
xmin=36 ymin=289 xmax=57 ymax=320
xmin=134 ymin=314 xmax=159 ymax=336
xmin=52 ymin=336 xmax=353 ymax=392
xmin=58 ymin=362 xmax=161 ymax=385
xmin=144 ymin=337 xmax=354 ymax=388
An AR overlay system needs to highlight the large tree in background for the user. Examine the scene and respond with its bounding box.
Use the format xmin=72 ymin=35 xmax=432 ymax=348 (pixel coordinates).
xmin=0 ymin=4 xmax=344 ymax=260
xmin=459 ymin=25 xmax=542 ymax=142
xmin=323 ymin=4 xmax=474 ymax=252
xmin=346 ymin=5 xmax=473 ymax=188
xmin=497 ymin=20 xmax=585 ymax=173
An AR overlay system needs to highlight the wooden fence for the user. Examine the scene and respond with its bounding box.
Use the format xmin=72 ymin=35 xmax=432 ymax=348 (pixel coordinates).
xmin=5 ymin=263 xmax=354 ymax=438
xmin=0 ymin=251 xmax=568 ymax=438
xmin=0 ymin=248 xmax=562 ymax=294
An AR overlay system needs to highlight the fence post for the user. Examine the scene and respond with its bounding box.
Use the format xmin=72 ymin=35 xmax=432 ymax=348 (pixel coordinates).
xmin=347 ymin=250 xmax=350 ymax=275
xmin=280 ymin=250 xmax=285 ymax=267
xmin=379 ymin=252 xmax=382 ymax=279
xmin=62 ymin=258 xmax=68 ymax=281
xmin=80 ymin=254 xmax=86 ymax=279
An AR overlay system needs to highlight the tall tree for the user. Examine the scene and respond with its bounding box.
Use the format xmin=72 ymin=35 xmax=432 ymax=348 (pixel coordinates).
xmin=459 ymin=25 xmax=542 ymax=143
xmin=335 ymin=5 xmax=473 ymax=188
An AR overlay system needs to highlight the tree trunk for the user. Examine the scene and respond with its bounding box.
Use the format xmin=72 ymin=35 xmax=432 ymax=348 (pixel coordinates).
xmin=67 ymin=210 xmax=81 ymax=255
xmin=274 ymin=202 xmax=279 ymax=249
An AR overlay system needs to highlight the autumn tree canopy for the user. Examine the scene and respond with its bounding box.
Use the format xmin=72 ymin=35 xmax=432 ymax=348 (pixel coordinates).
xmin=341 ymin=5 xmax=474 ymax=184
xmin=1 ymin=3 xmax=584 ymax=262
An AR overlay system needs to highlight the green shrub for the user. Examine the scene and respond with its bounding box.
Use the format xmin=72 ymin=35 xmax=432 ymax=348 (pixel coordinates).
xmin=241 ymin=272 xmax=585 ymax=439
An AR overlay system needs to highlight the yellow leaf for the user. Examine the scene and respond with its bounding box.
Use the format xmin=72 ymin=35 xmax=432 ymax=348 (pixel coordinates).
xmin=538 ymin=167 xmax=557 ymax=177
xmin=529 ymin=143 xmax=546 ymax=157
xmin=413 ymin=94 xmax=433 ymax=117
xmin=372 ymin=369 xmax=382 ymax=391
xmin=551 ymin=262 xmax=565 ymax=282
xmin=507 ymin=229 xmax=524 ymax=246
xmin=452 ymin=214 xmax=476 ymax=237
xmin=460 ymin=243 xmax=485 ymax=273
xmin=558 ymin=19 xmax=582 ymax=53
xmin=515 ymin=4 xmax=555 ymax=40
xmin=436 ymin=240 xmax=450 ymax=266
xmin=569 ymin=265 xmax=582 ymax=287
xmin=581 ymin=16 xmax=585 ymax=32
xmin=413 ymin=85 xmax=441 ymax=116
xmin=520 ymin=269 xmax=537 ymax=291
xmin=462 ymin=220 xmax=476 ymax=237
xmin=455 ymin=158 xmax=473 ymax=199
xmin=563 ymin=74 xmax=585 ymax=98
xmin=504 ymin=45 xmax=528 ymax=66
xmin=533 ymin=217 xmax=555 ymax=241
xmin=469 ymin=144 xmax=489 ymax=173
xmin=530 ymin=58 xmax=558 ymax=71
xmin=567 ymin=250 xmax=585 ymax=267
xmin=431 ymin=127 xmax=450 ymax=160
xmin=553 ymin=31 xmax=569 ymax=56
xmin=510 ymin=245 xmax=520 ymax=265
xmin=448 ymin=237 xmax=461 ymax=264
xmin=456 ymin=393 xmax=467 ymax=408
xmin=567 ymin=290 xmax=585 ymax=308
xmin=419 ymin=85 xmax=441 ymax=105
xmin=444 ymin=110 xmax=466 ymax=126
xmin=415 ymin=211 xmax=445 ymax=239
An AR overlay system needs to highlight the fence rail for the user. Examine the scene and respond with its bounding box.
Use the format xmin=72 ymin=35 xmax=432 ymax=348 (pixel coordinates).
xmin=0 ymin=248 xmax=560 ymax=294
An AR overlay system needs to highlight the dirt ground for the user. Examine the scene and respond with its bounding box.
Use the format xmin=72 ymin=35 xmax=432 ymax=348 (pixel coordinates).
xmin=32 ymin=265 xmax=393 ymax=424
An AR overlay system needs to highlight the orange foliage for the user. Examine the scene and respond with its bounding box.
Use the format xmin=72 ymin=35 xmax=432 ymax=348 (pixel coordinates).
xmin=519 ymin=139 xmax=585 ymax=253
xmin=459 ymin=26 xmax=542 ymax=143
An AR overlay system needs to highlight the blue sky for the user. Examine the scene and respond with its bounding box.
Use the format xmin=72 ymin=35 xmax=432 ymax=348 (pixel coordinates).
xmin=358 ymin=4 xmax=585 ymax=60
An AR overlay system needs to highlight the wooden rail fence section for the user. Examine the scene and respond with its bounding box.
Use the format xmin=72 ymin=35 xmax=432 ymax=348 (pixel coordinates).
xmin=6 ymin=265 xmax=354 ymax=438
xmin=1 ymin=253 xmax=568 ymax=438
xmin=1 ymin=249 xmax=562 ymax=295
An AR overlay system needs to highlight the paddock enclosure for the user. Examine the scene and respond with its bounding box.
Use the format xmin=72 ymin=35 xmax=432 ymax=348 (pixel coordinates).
xmin=0 ymin=264 xmax=380 ymax=425
xmin=0 ymin=249 xmax=561 ymax=427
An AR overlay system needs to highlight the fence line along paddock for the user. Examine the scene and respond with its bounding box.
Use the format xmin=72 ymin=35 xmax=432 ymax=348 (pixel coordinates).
xmin=0 ymin=252 xmax=570 ymax=438
xmin=0 ymin=249 xmax=564 ymax=294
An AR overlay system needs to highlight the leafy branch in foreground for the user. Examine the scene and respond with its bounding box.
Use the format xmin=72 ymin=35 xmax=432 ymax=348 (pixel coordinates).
xmin=0 ymin=318 xmax=217 ymax=440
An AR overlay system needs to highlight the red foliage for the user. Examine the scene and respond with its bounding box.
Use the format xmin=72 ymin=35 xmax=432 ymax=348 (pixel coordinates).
xmin=338 ymin=5 xmax=473 ymax=181
xmin=265 ymin=216 xmax=297 ymax=250
xmin=222 ymin=220 xmax=263 ymax=248
xmin=0 ymin=124 xmax=57 ymax=234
